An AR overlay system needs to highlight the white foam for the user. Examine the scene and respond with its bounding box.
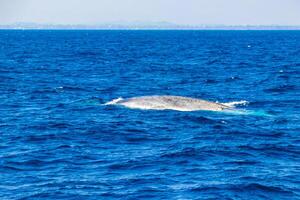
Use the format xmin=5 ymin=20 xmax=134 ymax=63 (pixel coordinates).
xmin=221 ymin=100 xmax=249 ymax=107
xmin=104 ymin=97 xmax=124 ymax=105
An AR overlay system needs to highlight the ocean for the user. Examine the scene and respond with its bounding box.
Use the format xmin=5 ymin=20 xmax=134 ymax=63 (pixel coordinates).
xmin=0 ymin=30 xmax=300 ymax=199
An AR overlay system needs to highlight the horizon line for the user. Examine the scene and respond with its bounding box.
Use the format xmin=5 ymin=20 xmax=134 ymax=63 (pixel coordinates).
xmin=1 ymin=28 xmax=300 ymax=30
xmin=1 ymin=27 xmax=300 ymax=31
xmin=1 ymin=22 xmax=300 ymax=26
xmin=1 ymin=22 xmax=300 ymax=30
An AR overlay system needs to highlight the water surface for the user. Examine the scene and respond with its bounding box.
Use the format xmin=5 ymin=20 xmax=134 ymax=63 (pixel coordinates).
xmin=0 ymin=30 xmax=300 ymax=199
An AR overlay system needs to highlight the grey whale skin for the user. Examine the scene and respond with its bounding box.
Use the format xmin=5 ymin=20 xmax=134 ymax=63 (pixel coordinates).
xmin=109 ymin=95 xmax=230 ymax=111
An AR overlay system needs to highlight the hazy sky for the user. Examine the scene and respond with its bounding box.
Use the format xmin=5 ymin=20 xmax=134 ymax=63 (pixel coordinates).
xmin=1 ymin=0 xmax=300 ymax=25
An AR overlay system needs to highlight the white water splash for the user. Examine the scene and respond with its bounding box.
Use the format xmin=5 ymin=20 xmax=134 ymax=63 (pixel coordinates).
xmin=104 ymin=97 xmax=124 ymax=105
xmin=221 ymin=100 xmax=249 ymax=108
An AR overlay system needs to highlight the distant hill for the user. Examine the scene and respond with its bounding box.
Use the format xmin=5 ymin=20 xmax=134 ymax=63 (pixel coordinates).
xmin=1 ymin=22 xmax=300 ymax=30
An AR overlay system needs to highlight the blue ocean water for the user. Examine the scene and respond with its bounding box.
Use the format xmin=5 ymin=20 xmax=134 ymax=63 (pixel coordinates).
xmin=0 ymin=30 xmax=300 ymax=199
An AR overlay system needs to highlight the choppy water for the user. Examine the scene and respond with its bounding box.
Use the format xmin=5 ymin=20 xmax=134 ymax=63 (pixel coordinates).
xmin=1 ymin=30 xmax=300 ymax=199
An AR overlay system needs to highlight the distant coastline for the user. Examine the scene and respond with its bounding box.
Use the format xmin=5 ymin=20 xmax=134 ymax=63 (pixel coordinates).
xmin=1 ymin=22 xmax=300 ymax=30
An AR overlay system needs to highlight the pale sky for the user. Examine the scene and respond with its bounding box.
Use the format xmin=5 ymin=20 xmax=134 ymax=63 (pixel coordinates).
xmin=0 ymin=0 xmax=300 ymax=25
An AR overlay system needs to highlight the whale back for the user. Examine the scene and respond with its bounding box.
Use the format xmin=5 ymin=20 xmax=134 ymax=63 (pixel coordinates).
xmin=117 ymin=95 xmax=229 ymax=111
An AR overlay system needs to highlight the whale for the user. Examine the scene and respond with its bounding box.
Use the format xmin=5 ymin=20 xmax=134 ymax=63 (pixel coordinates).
xmin=105 ymin=95 xmax=232 ymax=112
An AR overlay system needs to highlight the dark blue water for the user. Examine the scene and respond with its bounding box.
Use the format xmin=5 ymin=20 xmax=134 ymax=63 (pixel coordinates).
xmin=1 ymin=30 xmax=300 ymax=199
